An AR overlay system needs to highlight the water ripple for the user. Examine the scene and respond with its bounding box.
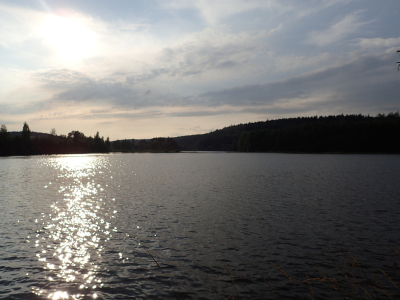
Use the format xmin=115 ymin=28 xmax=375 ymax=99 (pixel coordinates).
xmin=1 ymin=153 xmax=400 ymax=299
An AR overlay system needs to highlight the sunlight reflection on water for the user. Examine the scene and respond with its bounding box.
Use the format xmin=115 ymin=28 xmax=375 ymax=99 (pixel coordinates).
xmin=31 ymin=155 xmax=112 ymax=299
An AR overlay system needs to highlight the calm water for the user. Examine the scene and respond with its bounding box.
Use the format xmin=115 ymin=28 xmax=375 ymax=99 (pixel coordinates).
xmin=1 ymin=153 xmax=400 ymax=299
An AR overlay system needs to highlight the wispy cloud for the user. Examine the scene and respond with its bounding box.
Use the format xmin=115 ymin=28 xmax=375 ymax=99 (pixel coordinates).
xmin=355 ymin=37 xmax=400 ymax=49
xmin=157 ymin=26 xmax=269 ymax=81
xmin=307 ymin=11 xmax=369 ymax=46
xmin=163 ymin=0 xmax=281 ymax=25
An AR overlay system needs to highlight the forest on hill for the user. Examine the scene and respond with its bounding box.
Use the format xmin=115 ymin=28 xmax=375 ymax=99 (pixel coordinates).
xmin=0 ymin=123 xmax=109 ymax=156
xmin=174 ymin=112 xmax=400 ymax=153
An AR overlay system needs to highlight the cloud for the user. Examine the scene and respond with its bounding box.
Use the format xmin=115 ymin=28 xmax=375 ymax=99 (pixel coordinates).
xmin=0 ymin=99 xmax=50 ymax=115
xmin=33 ymin=68 xmax=191 ymax=111
xmin=168 ymin=108 xmax=233 ymax=117
xmin=355 ymin=37 xmax=400 ymax=49
xmin=274 ymin=53 xmax=335 ymax=72
xmin=0 ymin=3 xmax=42 ymax=48
xmin=35 ymin=69 xmax=92 ymax=89
xmin=29 ymin=49 xmax=398 ymax=121
xmin=134 ymin=68 xmax=169 ymax=82
xmin=61 ymin=25 xmax=273 ymax=88
xmin=156 ymin=26 xmax=271 ymax=82
xmin=307 ymin=12 xmax=368 ymax=46
xmin=163 ymin=0 xmax=280 ymax=25
xmin=291 ymin=0 xmax=353 ymax=20
xmin=199 ymin=51 xmax=398 ymax=113
xmin=35 ymin=68 xmax=137 ymax=104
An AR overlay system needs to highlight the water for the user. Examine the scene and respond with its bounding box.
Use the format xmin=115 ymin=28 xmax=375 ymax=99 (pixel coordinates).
xmin=1 ymin=153 xmax=400 ymax=299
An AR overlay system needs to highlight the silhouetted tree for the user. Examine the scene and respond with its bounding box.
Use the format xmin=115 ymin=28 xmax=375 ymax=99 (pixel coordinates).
xmin=0 ymin=124 xmax=7 ymax=140
xmin=0 ymin=124 xmax=6 ymax=133
xmin=91 ymin=131 xmax=108 ymax=153
xmin=0 ymin=124 xmax=8 ymax=155
xmin=68 ymin=130 xmax=85 ymax=141
xmin=22 ymin=122 xmax=31 ymax=140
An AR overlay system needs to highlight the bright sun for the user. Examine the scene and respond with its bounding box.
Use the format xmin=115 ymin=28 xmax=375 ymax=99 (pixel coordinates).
xmin=40 ymin=14 xmax=97 ymax=61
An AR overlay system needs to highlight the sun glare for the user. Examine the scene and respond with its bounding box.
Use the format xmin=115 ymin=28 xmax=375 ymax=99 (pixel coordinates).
xmin=41 ymin=14 xmax=97 ymax=61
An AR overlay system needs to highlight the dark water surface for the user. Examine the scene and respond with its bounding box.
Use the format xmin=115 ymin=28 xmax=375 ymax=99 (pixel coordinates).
xmin=1 ymin=153 xmax=400 ymax=299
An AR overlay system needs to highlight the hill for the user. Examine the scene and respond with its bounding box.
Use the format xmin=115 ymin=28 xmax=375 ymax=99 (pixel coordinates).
xmin=173 ymin=112 xmax=400 ymax=153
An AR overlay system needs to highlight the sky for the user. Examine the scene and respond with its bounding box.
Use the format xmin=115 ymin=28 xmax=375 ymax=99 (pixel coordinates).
xmin=0 ymin=0 xmax=399 ymax=140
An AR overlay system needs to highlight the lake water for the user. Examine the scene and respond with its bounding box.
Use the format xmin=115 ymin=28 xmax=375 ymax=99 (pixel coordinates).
xmin=1 ymin=153 xmax=400 ymax=299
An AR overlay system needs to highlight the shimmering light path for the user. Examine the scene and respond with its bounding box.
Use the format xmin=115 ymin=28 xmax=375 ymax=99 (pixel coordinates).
xmin=31 ymin=155 xmax=114 ymax=299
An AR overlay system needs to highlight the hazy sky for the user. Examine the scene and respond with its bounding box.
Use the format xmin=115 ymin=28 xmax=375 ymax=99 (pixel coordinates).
xmin=0 ymin=0 xmax=399 ymax=139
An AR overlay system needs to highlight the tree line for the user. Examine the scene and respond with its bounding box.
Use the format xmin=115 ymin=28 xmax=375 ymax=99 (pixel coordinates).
xmin=0 ymin=122 xmax=110 ymax=156
xmin=174 ymin=112 xmax=400 ymax=153
xmin=3 ymin=113 xmax=399 ymax=156
xmin=111 ymin=137 xmax=179 ymax=153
